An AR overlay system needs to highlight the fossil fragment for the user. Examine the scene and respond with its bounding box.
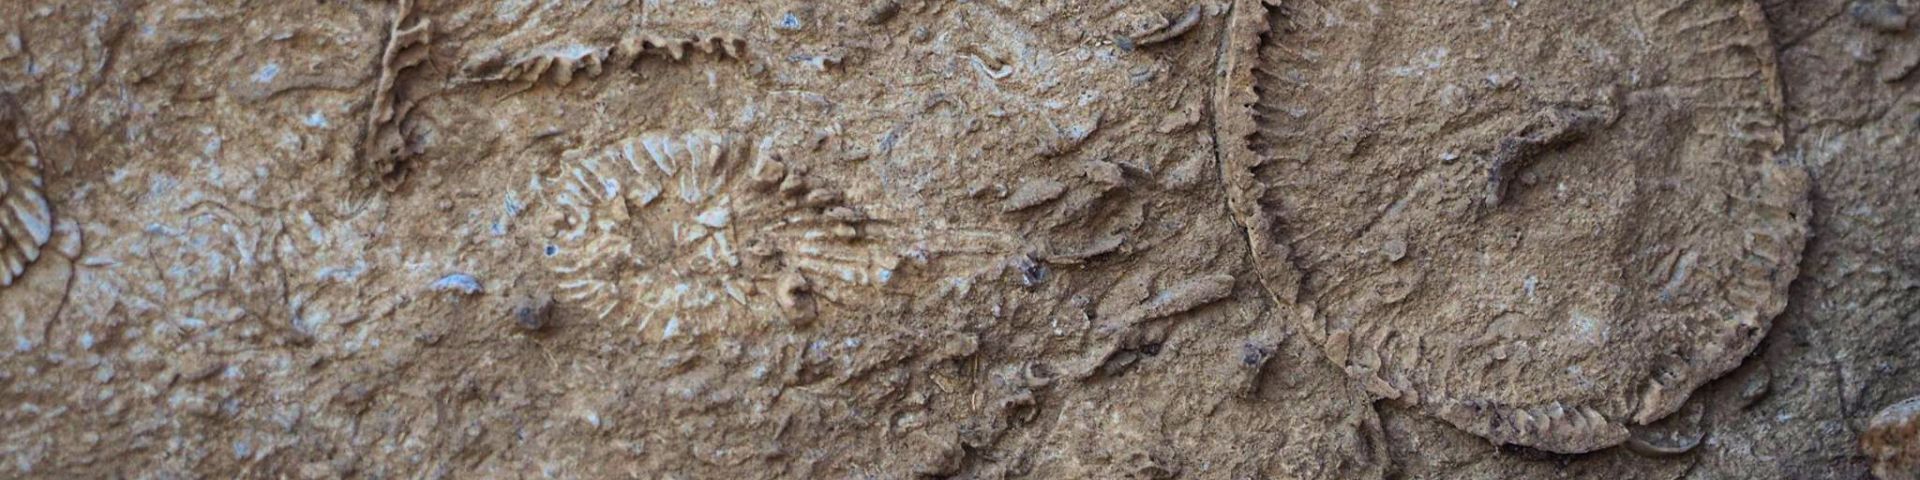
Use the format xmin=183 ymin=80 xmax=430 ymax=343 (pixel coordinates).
xmin=1044 ymin=234 xmax=1125 ymax=264
xmin=1100 ymin=273 xmax=1235 ymax=332
xmin=607 ymin=34 xmax=745 ymax=67
xmin=360 ymin=0 xmax=432 ymax=183
xmin=1122 ymin=4 xmax=1205 ymax=50
xmin=0 ymin=100 xmax=49 ymax=288
xmin=1218 ymin=0 xmax=1809 ymax=453
xmin=482 ymin=44 xmax=609 ymax=87
xmin=540 ymin=130 xmax=1005 ymax=339
xmin=1624 ymin=430 xmax=1703 ymax=457
xmin=1623 ymin=404 xmax=1705 ymax=457
xmin=1003 ymin=178 xmax=1066 ymax=212
xmin=429 ymin=273 xmax=482 ymax=295
xmin=544 ymin=130 xmax=758 ymax=329
xmin=459 ymin=34 xmax=746 ymax=89
xmin=0 ymin=101 xmax=73 ymax=354
xmin=1483 ymin=106 xmax=1611 ymax=207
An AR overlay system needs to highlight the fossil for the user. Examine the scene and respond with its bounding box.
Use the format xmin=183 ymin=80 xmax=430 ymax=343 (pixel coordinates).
xmin=2 ymin=0 xmax=1908 ymax=477
xmin=0 ymin=100 xmax=48 ymax=288
xmin=360 ymin=0 xmax=432 ymax=184
xmin=1121 ymin=4 xmax=1205 ymax=50
xmin=540 ymin=130 xmax=1014 ymax=340
xmin=429 ymin=273 xmax=482 ymax=295
xmin=459 ymin=34 xmax=746 ymax=89
xmin=1218 ymin=0 xmax=1810 ymax=453
xmin=1003 ymin=178 xmax=1067 ymax=212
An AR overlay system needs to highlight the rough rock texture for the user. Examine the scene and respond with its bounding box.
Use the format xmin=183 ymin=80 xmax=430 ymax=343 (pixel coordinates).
xmin=1866 ymin=396 xmax=1920 ymax=480
xmin=0 ymin=0 xmax=1913 ymax=478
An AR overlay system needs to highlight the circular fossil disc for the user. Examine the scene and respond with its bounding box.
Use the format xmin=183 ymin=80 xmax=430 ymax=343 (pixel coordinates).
xmin=1217 ymin=0 xmax=1810 ymax=453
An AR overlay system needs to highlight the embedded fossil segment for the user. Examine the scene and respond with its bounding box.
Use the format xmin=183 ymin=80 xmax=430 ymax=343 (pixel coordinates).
xmin=539 ymin=130 xmax=1013 ymax=340
xmin=360 ymin=0 xmax=432 ymax=184
xmin=0 ymin=103 xmax=49 ymax=288
xmin=7 ymin=0 xmax=1913 ymax=476
xmin=457 ymin=34 xmax=747 ymax=88
xmin=1219 ymin=0 xmax=1810 ymax=453
xmin=544 ymin=131 xmax=798 ymax=334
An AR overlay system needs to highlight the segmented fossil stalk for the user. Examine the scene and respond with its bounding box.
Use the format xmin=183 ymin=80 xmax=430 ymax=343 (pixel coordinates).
xmin=460 ymin=34 xmax=747 ymax=89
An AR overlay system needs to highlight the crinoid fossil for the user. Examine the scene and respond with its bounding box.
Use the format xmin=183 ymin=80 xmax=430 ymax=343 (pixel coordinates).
xmin=1217 ymin=0 xmax=1809 ymax=453
xmin=458 ymin=34 xmax=746 ymax=89
xmin=0 ymin=95 xmax=82 ymax=354
xmin=360 ymin=0 xmax=432 ymax=184
xmin=540 ymin=130 xmax=1010 ymax=340
xmin=0 ymin=100 xmax=49 ymax=288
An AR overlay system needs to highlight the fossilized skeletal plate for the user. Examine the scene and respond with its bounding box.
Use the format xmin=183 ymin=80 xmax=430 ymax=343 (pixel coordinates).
xmin=0 ymin=101 xmax=50 ymax=288
xmin=538 ymin=128 xmax=996 ymax=337
xmin=426 ymin=1 xmax=1053 ymax=343
xmin=1217 ymin=0 xmax=1810 ymax=453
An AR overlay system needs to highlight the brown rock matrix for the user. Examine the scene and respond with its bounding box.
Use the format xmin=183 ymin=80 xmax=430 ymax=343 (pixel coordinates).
xmin=1867 ymin=396 xmax=1920 ymax=480
xmin=2 ymin=0 xmax=1914 ymax=477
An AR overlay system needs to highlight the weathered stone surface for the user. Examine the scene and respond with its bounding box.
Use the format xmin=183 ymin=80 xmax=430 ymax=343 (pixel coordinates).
xmin=0 ymin=0 xmax=1910 ymax=477
xmin=1867 ymin=396 xmax=1920 ymax=480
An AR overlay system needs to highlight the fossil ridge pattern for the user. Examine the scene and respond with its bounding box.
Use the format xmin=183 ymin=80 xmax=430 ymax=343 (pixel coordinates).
xmin=3 ymin=0 xmax=1909 ymax=477
xmin=360 ymin=0 xmax=432 ymax=185
xmin=458 ymin=33 xmax=746 ymax=89
xmin=541 ymin=129 xmax=1016 ymax=340
xmin=0 ymin=104 xmax=49 ymax=288
xmin=1219 ymin=0 xmax=1812 ymax=453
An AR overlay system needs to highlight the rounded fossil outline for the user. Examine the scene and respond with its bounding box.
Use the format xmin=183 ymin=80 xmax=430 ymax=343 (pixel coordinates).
xmin=1215 ymin=0 xmax=1810 ymax=453
xmin=538 ymin=129 xmax=944 ymax=339
xmin=545 ymin=130 xmax=775 ymax=335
